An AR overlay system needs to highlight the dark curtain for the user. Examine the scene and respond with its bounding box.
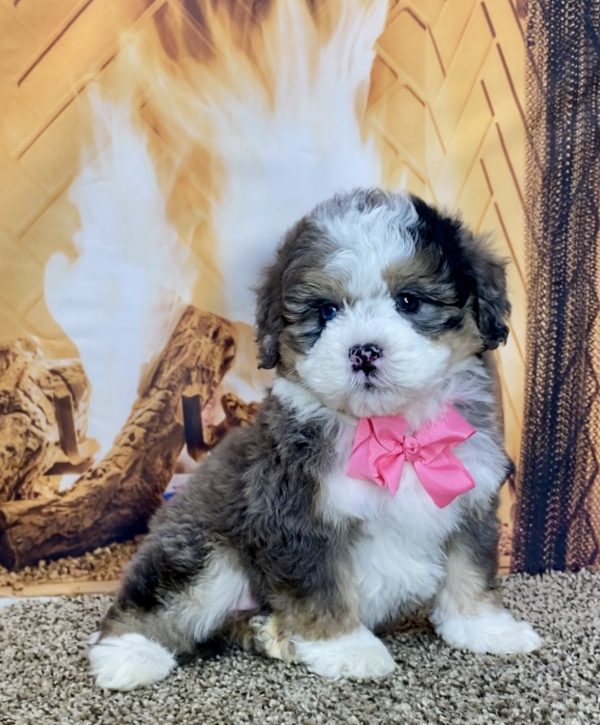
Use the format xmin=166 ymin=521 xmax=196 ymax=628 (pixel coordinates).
xmin=513 ymin=0 xmax=600 ymax=573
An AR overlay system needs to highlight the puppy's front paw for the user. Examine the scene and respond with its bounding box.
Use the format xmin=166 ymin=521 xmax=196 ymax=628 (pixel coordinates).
xmin=293 ymin=625 xmax=395 ymax=679
xmin=432 ymin=607 xmax=542 ymax=655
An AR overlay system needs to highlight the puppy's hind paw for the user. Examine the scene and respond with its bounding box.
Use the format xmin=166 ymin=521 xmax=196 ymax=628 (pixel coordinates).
xmin=89 ymin=633 xmax=176 ymax=690
xmin=247 ymin=614 xmax=296 ymax=662
xmin=293 ymin=625 xmax=396 ymax=680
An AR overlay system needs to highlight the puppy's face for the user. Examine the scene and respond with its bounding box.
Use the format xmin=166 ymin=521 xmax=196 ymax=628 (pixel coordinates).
xmin=256 ymin=189 xmax=509 ymax=417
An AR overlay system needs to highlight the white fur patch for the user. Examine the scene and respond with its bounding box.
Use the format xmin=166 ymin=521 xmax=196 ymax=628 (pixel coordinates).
xmin=324 ymin=237 xmax=412 ymax=299
xmin=317 ymin=192 xmax=417 ymax=298
xmin=292 ymin=625 xmax=396 ymax=679
xmin=343 ymin=465 xmax=460 ymax=629
xmin=321 ymin=411 xmax=455 ymax=630
xmin=431 ymin=606 xmax=542 ymax=655
xmin=89 ymin=633 xmax=176 ymax=690
xmin=175 ymin=553 xmax=255 ymax=642
xmin=271 ymin=377 xmax=333 ymax=424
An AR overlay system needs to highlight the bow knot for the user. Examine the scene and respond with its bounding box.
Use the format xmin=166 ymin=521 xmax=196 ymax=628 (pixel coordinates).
xmin=402 ymin=435 xmax=421 ymax=461
xmin=346 ymin=405 xmax=476 ymax=508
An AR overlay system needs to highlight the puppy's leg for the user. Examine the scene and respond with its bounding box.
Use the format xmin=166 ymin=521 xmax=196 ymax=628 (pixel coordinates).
xmin=227 ymin=540 xmax=395 ymax=678
xmin=292 ymin=624 xmax=396 ymax=680
xmin=88 ymin=607 xmax=179 ymax=691
xmin=271 ymin=587 xmax=396 ymax=680
xmin=89 ymin=541 xmax=253 ymax=690
xmin=430 ymin=506 xmax=541 ymax=655
xmin=227 ymin=613 xmax=297 ymax=662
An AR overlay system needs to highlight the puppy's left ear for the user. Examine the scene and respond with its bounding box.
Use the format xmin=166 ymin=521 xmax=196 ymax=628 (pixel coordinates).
xmin=254 ymin=255 xmax=284 ymax=369
xmin=465 ymin=233 xmax=511 ymax=350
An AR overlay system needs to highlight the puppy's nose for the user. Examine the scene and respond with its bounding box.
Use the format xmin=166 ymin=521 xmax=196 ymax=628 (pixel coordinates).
xmin=349 ymin=343 xmax=383 ymax=374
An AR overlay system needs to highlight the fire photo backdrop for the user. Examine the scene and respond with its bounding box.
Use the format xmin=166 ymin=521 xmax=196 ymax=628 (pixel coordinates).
xmin=0 ymin=0 xmax=598 ymax=594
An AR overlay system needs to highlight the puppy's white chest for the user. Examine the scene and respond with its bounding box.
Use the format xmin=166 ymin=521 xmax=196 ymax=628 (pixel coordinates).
xmin=322 ymin=422 xmax=490 ymax=629
xmin=322 ymin=416 xmax=505 ymax=628
xmin=325 ymin=462 xmax=458 ymax=628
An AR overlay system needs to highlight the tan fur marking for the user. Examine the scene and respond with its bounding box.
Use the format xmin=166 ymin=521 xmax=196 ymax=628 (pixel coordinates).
xmin=437 ymin=542 xmax=500 ymax=617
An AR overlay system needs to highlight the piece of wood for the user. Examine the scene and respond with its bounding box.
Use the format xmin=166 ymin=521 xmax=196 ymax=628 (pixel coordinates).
xmin=0 ymin=306 xmax=236 ymax=570
xmin=0 ymin=337 xmax=91 ymax=502
xmin=0 ymin=579 xmax=120 ymax=598
xmin=181 ymin=390 xmax=260 ymax=455
xmin=54 ymin=392 xmax=79 ymax=460
xmin=182 ymin=387 xmax=204 ymax=461
xmin=203 ymin=392 xmax=260 ymax=445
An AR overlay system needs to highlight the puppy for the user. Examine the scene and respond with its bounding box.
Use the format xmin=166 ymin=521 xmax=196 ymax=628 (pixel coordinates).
xmin=89 ymin=189 xmax=541 ymax=690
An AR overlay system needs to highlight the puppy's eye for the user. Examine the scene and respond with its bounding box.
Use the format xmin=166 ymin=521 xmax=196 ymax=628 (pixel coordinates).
xmin=396 ymin=293 xmax=421 ymax=314
xmin=319 ymin=303 xmax=338 ymax=323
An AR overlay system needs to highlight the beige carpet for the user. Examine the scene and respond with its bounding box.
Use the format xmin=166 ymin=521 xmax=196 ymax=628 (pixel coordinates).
xmin=1 ymin=572 xmax=599 ymax=725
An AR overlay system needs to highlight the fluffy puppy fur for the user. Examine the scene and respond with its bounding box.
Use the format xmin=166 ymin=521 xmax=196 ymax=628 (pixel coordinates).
xmin=89 ymin=189 xmax=541 ymax=690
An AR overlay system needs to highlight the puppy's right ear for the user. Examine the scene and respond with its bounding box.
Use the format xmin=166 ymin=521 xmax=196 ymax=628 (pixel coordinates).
xmin=255 ymin=255 xmax=284 ymax=369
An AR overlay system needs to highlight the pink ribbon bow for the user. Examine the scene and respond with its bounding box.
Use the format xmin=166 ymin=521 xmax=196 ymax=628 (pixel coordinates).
xmin=346 ymin=405 xmax=476 ymax=508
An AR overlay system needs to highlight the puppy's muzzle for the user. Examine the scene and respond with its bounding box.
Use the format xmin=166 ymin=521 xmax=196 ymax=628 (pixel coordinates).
xmin=349 ymin=343 xmax=383 ymax=375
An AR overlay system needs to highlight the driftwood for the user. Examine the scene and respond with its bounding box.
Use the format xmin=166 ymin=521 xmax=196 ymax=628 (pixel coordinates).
xmin=204 ymin=392 xmax=259 ymax=446
xmin=182 ymin=390 xmax=260 ymax=459
xmin=0 ymin=306 xmax=236 ymax=570
xmin=0 ymin=338 xmax=92 ymax=502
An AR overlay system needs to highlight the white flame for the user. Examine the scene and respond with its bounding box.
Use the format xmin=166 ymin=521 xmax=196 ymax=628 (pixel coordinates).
xmin=130 ymin=0 xmax=387 ymax=325
xmin=201 ymin=1 xmax=388 ymax=323
xmin=45 ymin=87 xmax=195 ymax=457
xmin=44 ymin=0 xmax=387 ymax=464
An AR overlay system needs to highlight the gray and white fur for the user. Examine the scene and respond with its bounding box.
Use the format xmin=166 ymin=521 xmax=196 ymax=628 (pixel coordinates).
xmin=89 ymin=189 xmax=541 ymax=690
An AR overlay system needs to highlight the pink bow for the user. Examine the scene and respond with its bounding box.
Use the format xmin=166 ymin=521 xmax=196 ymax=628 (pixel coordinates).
xmin=346 ymin=405 xmax=476 ymax=507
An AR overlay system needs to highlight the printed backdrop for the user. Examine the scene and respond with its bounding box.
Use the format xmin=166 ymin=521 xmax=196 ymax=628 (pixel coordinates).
xmin=0 ymin=0 xmax=597 ymax=595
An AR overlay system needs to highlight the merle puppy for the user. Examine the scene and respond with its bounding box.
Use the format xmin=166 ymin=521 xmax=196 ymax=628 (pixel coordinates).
xmin=89 ymin=189 xmax=541 ymax=690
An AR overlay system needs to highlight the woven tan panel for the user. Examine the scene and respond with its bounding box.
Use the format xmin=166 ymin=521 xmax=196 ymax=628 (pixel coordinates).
xmin=366 ymin=0 xmax=527 ymax=467
xmin=364 ymin=1 xmax=527 ymax=567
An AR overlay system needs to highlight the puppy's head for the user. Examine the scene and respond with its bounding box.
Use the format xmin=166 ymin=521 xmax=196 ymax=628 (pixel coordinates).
xmin=256 ymin=189 xmax=509 ymax=417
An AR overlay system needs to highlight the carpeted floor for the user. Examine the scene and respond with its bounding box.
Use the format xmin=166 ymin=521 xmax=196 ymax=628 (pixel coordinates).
xmin=1 ymin=572 xmax=599 ymax=725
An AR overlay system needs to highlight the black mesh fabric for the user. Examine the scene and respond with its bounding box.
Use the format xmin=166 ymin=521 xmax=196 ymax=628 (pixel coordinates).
xmin=512 ymin=0 xmax=600 ymax=572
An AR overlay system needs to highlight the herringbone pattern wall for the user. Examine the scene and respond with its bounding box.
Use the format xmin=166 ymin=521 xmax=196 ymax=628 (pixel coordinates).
xmin=368 ymin=0 xmax=527 ymax=460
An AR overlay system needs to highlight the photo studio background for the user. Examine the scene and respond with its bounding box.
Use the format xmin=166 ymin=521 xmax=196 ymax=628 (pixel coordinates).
xmin=1 ymin=0 xmax=597 ymax=594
